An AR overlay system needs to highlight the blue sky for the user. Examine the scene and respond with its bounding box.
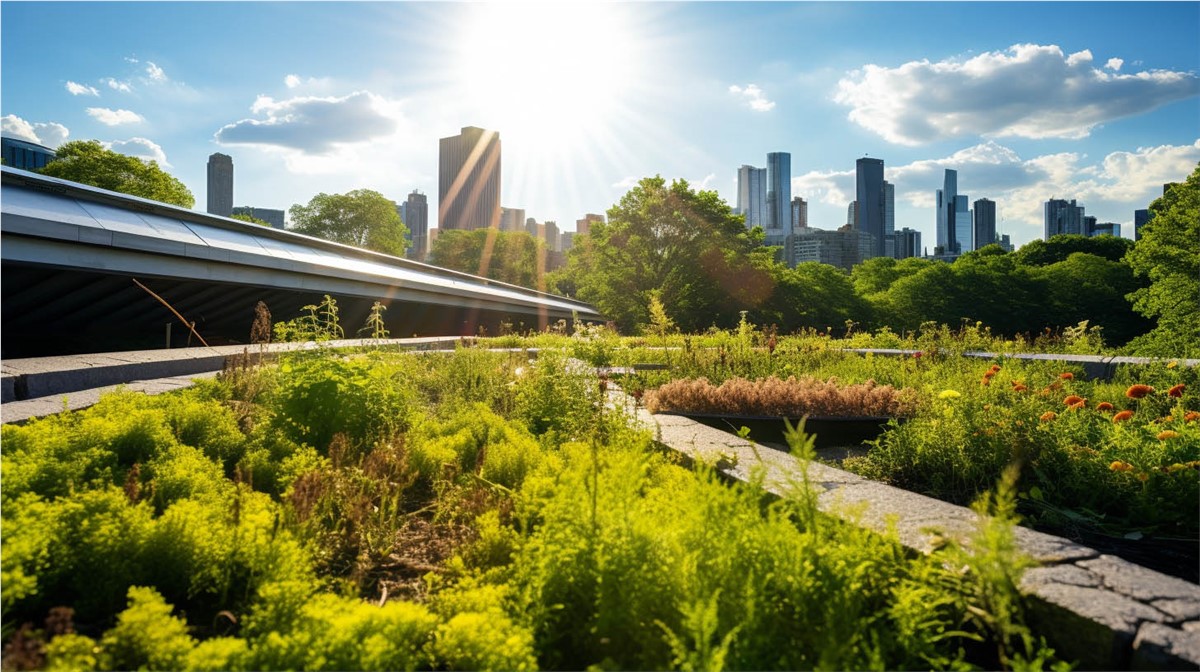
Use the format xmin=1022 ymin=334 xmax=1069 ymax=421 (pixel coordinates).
xmin=3 ymin=1 xmax=1198 ymax=249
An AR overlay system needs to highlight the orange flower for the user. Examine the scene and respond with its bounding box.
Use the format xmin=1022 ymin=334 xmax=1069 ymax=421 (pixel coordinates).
xmin=1137 ymin=472 xmax=1150 ymax=483
xmin=1040 ymin=411 xmax=1057 ymax=422
xmin=1012 ymin=384 xmax=1028 ymax=392
xmin=990 ymin=364 xmax=1002 ymax=373
xmin=1168 ymin=384 xmax=1186 ymax=398
xmin=1109 ymin=460 xmax=1134 ymax=472
xmin=983 ymin=370 xmax=997 ymax=379
xmin=1185 ymin=411 xmax=1200 ymax=423
xmin=1063 ymin=395 xmax=1085 ymax=406
xmin=1059 ymin=372 xmax=1074 ymax=380
xmin=1096 ymin=402 xmax=1115 ymax=412
xmin=1068 ymin=401 xmax=1086 ymax=411
xmin=1113 ymin=410 xmax=1134 ymax=423
xmin=1126 ymin=384 xmax=1155 ymax=399
xmin=980 ymin=378 xmax=991 ymax=387
xmin=1157 ymin=430 xmax=1181 ymax=440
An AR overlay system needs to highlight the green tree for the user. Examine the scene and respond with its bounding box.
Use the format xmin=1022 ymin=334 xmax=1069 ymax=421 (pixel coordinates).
xmin=564 ymin=176 xmax=775 ymax=333
xmin=429 ymin=229 xmax=544 ymax=289
xmin=1124 ymin=162 xmax=1200 ymax=357
xmin=38 ymin=140 xmax=194 ymax=208
xmin=1013 ymin=234 xmax=1133 ymax=266
xmin=1037 ymin=252 xmax=1151 ymax=346
xmin=231 ymin=213 xmax=271 ymax=227
xmin=289 ymin=190 xmax=409 ymax=257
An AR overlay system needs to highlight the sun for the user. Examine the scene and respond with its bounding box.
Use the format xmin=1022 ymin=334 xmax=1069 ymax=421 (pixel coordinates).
xmin=451 ymin=3 xmax=641 ymax=157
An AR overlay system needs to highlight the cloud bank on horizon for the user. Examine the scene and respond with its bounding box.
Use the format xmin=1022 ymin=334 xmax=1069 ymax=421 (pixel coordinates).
xmin=834 ymin=44 xmax=1200 ymax=145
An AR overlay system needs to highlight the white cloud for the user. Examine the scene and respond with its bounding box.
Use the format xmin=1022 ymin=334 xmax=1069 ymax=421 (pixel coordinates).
xmin=791 ymin=168 xmax=853 ymax=207
xmin=834 ymin=44 xmax=1200 ymax=145
xmin=285 ymin=74 xmax=302 ymax=88
xmin=612 ymin=176 xmax=639 ymax=190
xmin=1106 ymin=57 xmax=1124 ymax=71
xmin=215 ymin=91 xmax=400 ymax=153
xmin=104 ymin=78 xmax=132 ymax=93
xmin=1 ymin=115 xmax=70 ymax=147
xmin=694 ymin=173 xmax=717 ymax=190
xmin=283 ymin=74 xmax=333 ymax=91
xmin=86 ymin=107 xmax=144 ymax=126
xmin=66 ymin=81 xmax=100 ymax=96
xmin=728 ymin=84 xmax=776 ymax=112
xmin=145 ymin=61 xmax=167 ymax=82
xmin=106 ymin=137 xmax=169 ymax=166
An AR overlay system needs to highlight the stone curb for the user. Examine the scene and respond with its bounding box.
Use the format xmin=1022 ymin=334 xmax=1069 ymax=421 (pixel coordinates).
xmin=604 ymin=389 xmax=1200 ymax=671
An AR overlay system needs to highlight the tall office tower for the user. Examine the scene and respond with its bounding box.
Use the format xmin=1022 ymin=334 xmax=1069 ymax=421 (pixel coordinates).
xmin=883 ymin=181 xmax=895 ymax=257
xmin=954 ymin=195 xmax=972 ymax=253
xmin=935 ymin=169 xmax=960 ymax=253
xmin=846 ymin=201 xmax=857 ymax=227
xmin=1044 ymin=199 xmax=1085 ymax=240
xmin=1000 ymin=234 xmax=1013 ymax=252
xmin=439 ymin=126 xmax=501 ymax=231
xmin=576 ymin=213 xmax=604 ymax=237
xmin=855 ymin=157 xmax=885 ymax=258
xmin=791 ymin=196 xmax=808 ymax=230
xmin=736 ymin=164 xmax=767 ymax=228
xmin=405 ymin=190 xmax=429 ymax=260
xmin=1083 ymin=215 xmax=1098 ymax=237
xmin=895 ymin=227 xmax=921 ymax=260
xmin=1134 ymin=209 xmax=1152 ymax=241
xmin=543 ymin=220 xmax=560 ymax=252
xmin=500 ymin=207 xmax=526 ymax=233
xmin=765 ymin=153 xmax=791 ymax=231
xmin=973 ymin=198 xmax=996 ymax=249
xmin=525 ymin=217 xmax=539 ymax=237
xmin=207 ymin=153 xmax=234 ymax=217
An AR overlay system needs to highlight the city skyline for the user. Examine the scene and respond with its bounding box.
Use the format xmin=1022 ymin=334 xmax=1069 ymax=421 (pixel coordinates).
xmin=2 ymin=2 xmax=1198 ymax=249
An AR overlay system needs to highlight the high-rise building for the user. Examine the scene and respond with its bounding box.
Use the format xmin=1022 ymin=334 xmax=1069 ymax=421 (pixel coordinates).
xmin=855 ymin=157 xmax=886 ymax=258
xmin=765 ymin=153 xmax=791 ymax=231
xmin=792 ymin=225 xmax=874 ymax=271
xmin=1088 ymin=221 xmax=1120 ymax=237
xmin=232 ymin=206 xmax=285 ymax=229
xmin=207 ymin=153 xmax=233 ymax=217
xmin=576 ymin=213 xmax=604 ymax=237
xmin=500 ymin=207 xmax=526 ymax=233
xmin=525 ymin=217 xmax=539 ymax=238
xmin=1134 ymin=209 xmax=1152 ymax=240
xmin=736 ymin=165 xmax=767 ymax=229
xmin=438 ymin=126 xmax=501 ymax=231
xmin=1044 ymin=199 xmax=1085 ymax=239
xmin=405 ymin=190 xmax=429 ymax=260
xmin=543 ymin=220 xmax=560 ymax=252
xmin=895 ymin=227 xmax=921 ymax=260
xmin=935 ymin=169 xmax=959 ymax=254
xmin=954 ymin=195 xmax=972 ymax=253
xmin=973 ymin=198 xmax=996 ymax=249
xmin=846 ymin=201 xmax=857 ymax=227
xmin=1000 ymin=234 xmax=1013 ymax=252
xmin=791 ymin=196 xmax=808 ymax=230
xmin=883 ymin=181 xmax=895 ymax=257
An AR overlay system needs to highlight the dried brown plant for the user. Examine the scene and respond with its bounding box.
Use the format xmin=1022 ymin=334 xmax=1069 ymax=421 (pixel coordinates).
xmin=644 ymin=376 xmax=918 ymax=418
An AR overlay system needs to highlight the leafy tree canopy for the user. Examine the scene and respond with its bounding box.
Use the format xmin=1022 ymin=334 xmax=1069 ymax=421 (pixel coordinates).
xmin=231 ymin=213 xmax=271 ymax=227
xmin=1123 ymin=162 xmax=1200 ymax=357
xmin=1014 ymin=234 xmax=1133 ymax=266
xmin=38 ymin=140 xmax=194 ymax=208
xmin=565 ymin=176 xmax=776 ymax=333
xmin=429 ymin=229 xmax=544 ymax=289
xmin=289 ymin=190 xmax=409 ymax=257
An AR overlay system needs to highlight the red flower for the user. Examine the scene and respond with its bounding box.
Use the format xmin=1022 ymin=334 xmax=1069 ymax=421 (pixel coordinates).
xmin=1113 ymin=410 xmax=1134 ymax=423
xmin=1185 ymin=411 xmax=1200 ymax=423
xmin=1125 ymin=384 xmax=1155 ymax=399
xmin=1012 ymin=383 xmax=1028 ymax=392
xmin=1063 ymin=395 xmax=1085 ymax=407
xmin=1168 ymin=384 xmax=1185 ymax=398
xmin=1096 ymin=402 xmax=1115 ymax=412
xmin=1040 ymin=411 xmax=1057 ymax=422
xmin=1059 ymin=372 xmax=1074 ymax=380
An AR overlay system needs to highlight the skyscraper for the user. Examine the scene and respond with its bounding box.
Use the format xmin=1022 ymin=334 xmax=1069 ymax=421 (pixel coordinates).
xmin=1044 ymin=199 xmax=1085 ymax=239
xmin=405 ymin=190 xmax=429 ymax=260
xmin=500 ymin=207 xmax=525 ymax=232
xmin=895 ymin=227 xmax=921 ymax=260
xmin=207 ymin=153 xmax=233 ymax=217
xmin=576 ymin=213 xmax=604 ymax=237
xmin=855 ymin=157 xmax=885 ymax=258
xmin=439 ymin=126 xmax=501 ymax=231
xmin=765 ymin=153 xmax=791 ymax=232
xmin=935 ymin=169 xmax=958 ymax=254
xmin=954 ymin=195 xmax=972 ymax=253
xmin=231 ymin=206 xmax=285 ymax=229
xmin=791 ymin=196 xmax=808 ymax=230
xmin=1134 ymin=209 xmax=1152 ymax=240
xmin=736 ymin=164 xmax=766 ymax=229
xmin=973 ymin=198 xmax=996 ymax=249
xmin=883 ymin=181 xmax=895 ymax=257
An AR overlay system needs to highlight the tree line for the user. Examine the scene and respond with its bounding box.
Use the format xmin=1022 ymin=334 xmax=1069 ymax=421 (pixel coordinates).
xmin=33 ymin=141 xmax=1197 ymax=356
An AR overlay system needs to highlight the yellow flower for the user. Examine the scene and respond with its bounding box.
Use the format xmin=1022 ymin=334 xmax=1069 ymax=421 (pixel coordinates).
xmin=938 ymin=389 xmax=961 ymax=400
xmin=1157 ymin=430 xmax=1180 ymax=441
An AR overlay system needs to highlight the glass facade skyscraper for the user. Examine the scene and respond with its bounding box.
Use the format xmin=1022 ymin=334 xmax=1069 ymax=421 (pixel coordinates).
xmin=736 ymin=165 xmax=766 ymax=229
xmin=765 ymin=152 xmax=791 ymax=232
xmin=973 ymin=198 xmax=996 ymax=249
xmin=438 ymin=126 xmax=501 ymax=231
xmin=1044 ymin=199 xmax=1085 ymax=240
xmin=855 ymin=157 xmax=885 ymax=258
xmin=207 ymin=153 xmax=233 ymax=218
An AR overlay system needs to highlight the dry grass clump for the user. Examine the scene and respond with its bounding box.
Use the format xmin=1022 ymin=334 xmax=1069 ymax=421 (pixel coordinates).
xmin=644 ymin=376 xmax=919 ymax=418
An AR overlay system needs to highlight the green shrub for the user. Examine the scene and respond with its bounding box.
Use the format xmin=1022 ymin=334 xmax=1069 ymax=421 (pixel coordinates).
xmin=184 ymin=637 xmax=251 ymax=672
xmin=44 ymin=633 xmax=101 ymax=671
xmin=432 ymin=611 xmax=538 ymax=671
xmin=99 ymin=586 xmax=196 ymax=671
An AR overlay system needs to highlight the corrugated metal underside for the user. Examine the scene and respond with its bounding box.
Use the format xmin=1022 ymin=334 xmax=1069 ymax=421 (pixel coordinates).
xmin=1 ymin=168 xmax=598 ymax=357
